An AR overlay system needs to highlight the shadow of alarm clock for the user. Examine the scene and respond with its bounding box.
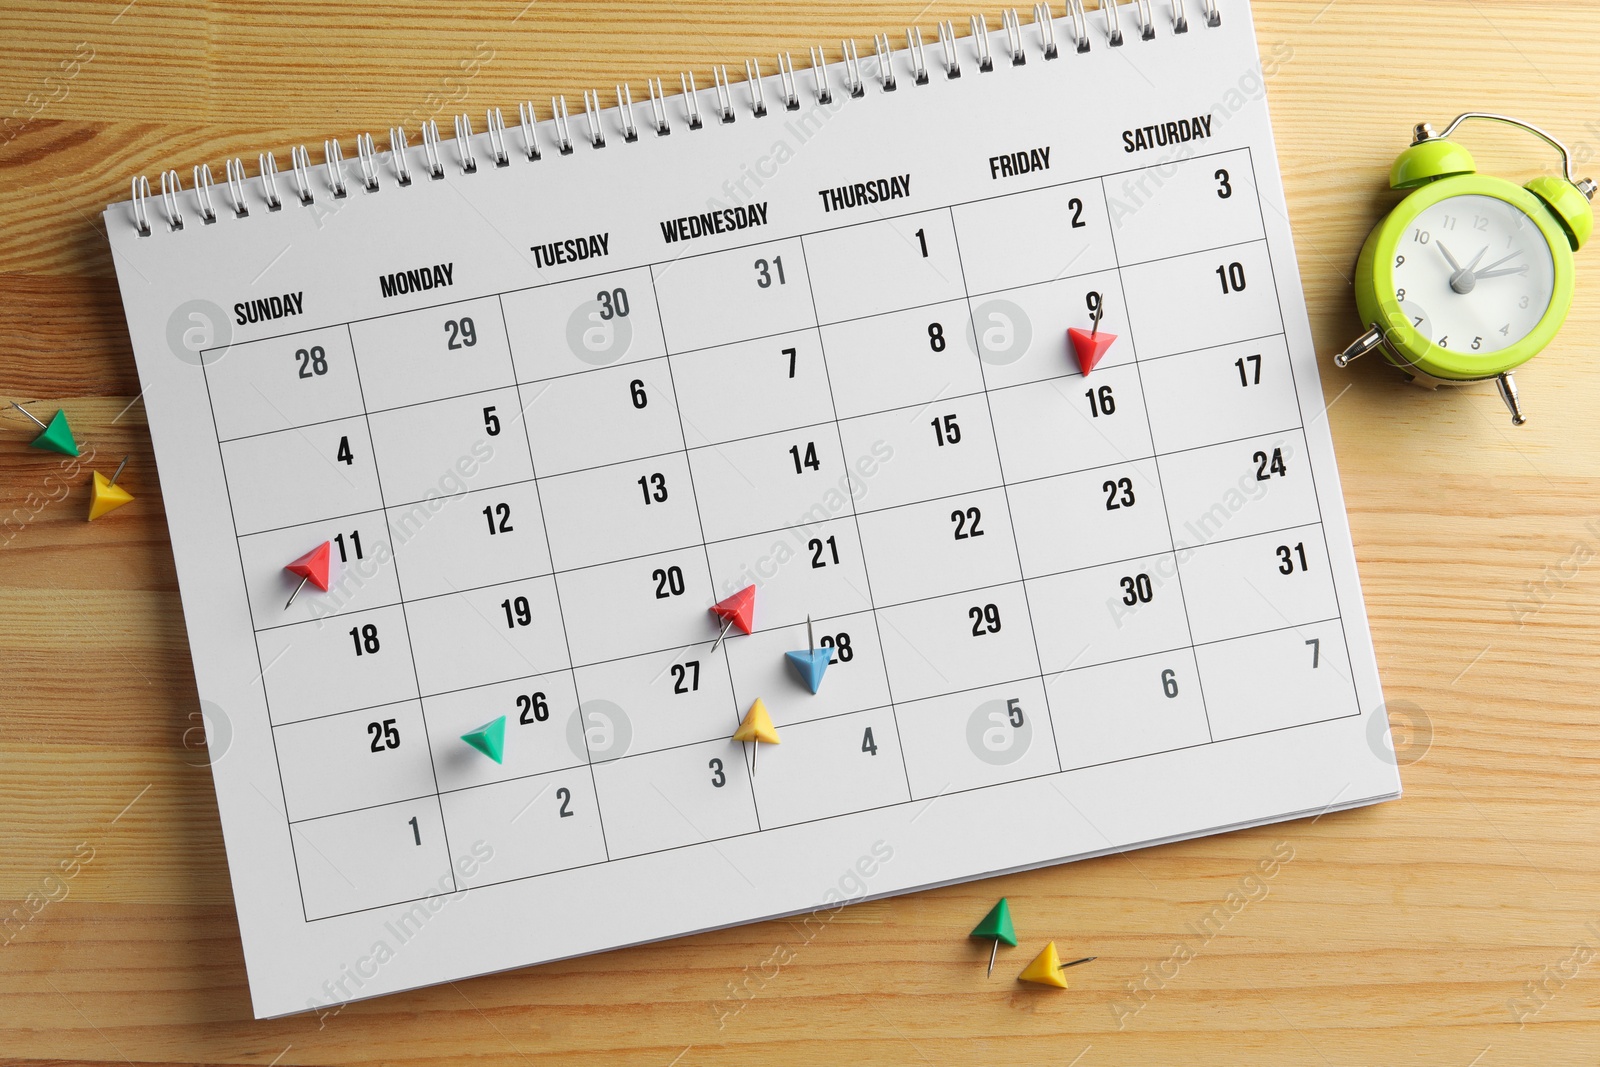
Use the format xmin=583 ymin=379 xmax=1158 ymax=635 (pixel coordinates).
xmin=1334 ymin=113 xmax=1595 ymax=425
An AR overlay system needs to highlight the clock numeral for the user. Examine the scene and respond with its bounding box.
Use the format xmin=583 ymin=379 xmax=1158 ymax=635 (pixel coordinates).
xmin=1411 ymin=228 xmax=1431 ymax=245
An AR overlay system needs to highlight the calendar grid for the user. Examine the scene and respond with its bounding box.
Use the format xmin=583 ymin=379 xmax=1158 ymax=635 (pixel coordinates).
xmin=197 ymin=363 xmax=315 ymax=924
xmin=343 ymin=322 xmax=459 ymax=892
xmin=208 ymin=327 xmax=1292 ymax=453
xmin=228 ymin=409 xmax=1303 ymax=552
xmin=497 ymin=293 xmax=617 ymax=864
xmin=1242 ymin=147 xmax=1365 ymax=695
xmin=192 ymin=147 xmax=1259 ymax=360
xmin=644 ymin=268 xmax=770 ymax=828
xmin=945 ymin=203 xmax=1065 ymax=773
xmin=794 ymin=234 xmax=917 ymax=803
xmin=293 ymin=665 xmax=1370 ymax=924
xmin=215 ymin=146 xmax=1369 ymax=921
xmin=1094 ymin=178 xmax=1217 ymax=744
xmin=262 ymin=603 xmax=1352 ymax=741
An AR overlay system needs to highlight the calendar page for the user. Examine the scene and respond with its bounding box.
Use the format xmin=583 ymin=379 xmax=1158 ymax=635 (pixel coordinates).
xmin=106 ymin=1 xmax=1400 ymax=1019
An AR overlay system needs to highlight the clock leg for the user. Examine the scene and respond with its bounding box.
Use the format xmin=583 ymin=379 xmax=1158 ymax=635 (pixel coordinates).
xmin=1333 ymin=326 xmax=1386 ymax=368
xmin=1495 ymin=372 xmax=1528 ymax=427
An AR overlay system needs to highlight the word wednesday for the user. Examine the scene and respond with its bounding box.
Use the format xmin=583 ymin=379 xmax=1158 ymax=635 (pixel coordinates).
xmin=379 ymin=262 xmax=455 ymax=299
xmin=233 ymin=291 xmax=304 ymax=325
xmin=817 ymin=174 xmax=912 ymax=213
xmin=659 ymin=202 xmax=769 ymax=244
xmin=1123 ymin=114 xmax=1214 ymax=153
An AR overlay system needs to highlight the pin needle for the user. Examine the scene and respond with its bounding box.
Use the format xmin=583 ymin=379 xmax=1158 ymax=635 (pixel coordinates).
xmin=11 ymin=401 xmax=46 ymax=430
xmin=710 ymin=616 xmax=734 ymax=653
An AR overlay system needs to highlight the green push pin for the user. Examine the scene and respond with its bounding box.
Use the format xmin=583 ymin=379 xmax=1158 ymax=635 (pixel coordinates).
xmin=460 ymin=716 xmax=506 ymax=764
xmin=12 ymin=402 xmax=79 ymax=457
xmin=970 ymin=897 xmax=1018 ymax=978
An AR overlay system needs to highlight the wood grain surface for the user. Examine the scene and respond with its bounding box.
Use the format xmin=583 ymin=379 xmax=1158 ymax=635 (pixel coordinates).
xmin=2 ymin=1 xmax=1599 ymax=1063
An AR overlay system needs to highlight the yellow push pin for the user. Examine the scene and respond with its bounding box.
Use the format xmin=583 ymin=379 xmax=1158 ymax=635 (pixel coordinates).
xmin=1016 ymin=941 xmax=1096 ymax=988
xmin=732 ymin=697 xmax=780 ymax=773
xmin=87 ymin=455 xmax=135 ymax=521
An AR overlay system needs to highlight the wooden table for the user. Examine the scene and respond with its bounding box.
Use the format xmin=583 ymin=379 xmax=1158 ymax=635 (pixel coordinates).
xmin=3 ymin=1 xmax=1597 ymax=1063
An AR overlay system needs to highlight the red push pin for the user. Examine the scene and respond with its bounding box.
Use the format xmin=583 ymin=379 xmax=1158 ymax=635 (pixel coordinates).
xmin=283 ymin=541 xmax=333 ymax=609
xmin=1067 ymin=291 xmax=1118 ymax=377
xmin=708 ymin=585 xmax=756 ymax=653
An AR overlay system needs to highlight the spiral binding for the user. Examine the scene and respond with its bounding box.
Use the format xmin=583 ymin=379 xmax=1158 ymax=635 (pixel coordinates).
xmin=125 ymin=0 xmax=1222 ymax=235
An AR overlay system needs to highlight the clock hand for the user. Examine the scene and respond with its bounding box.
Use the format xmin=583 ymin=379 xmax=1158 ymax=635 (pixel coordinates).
xmin=1475 ymin=265 xmax=1530 ymax=280
xmin=1443 ymin=244 xmax=1489 ymax=295
xmin=1480 ymin=249 xmax=1523 ymax=273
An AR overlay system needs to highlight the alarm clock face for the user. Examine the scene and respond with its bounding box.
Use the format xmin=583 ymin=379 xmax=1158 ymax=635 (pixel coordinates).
xmin=1391 ymin=193 xmax=1556 ymax=355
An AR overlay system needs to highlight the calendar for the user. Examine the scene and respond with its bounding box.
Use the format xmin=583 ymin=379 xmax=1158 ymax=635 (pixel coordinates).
xmin=106 ymin=0 xmax=1400 ymax=1018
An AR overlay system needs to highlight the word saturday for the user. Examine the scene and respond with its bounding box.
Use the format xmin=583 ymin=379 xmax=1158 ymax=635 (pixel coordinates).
xmin=1123 ymin=114 xmax=1214 ymax=153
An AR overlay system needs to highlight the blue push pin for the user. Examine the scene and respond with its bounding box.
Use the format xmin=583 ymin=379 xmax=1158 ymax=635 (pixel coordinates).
xmin=784 ymin=614 xmax=833 ymax=695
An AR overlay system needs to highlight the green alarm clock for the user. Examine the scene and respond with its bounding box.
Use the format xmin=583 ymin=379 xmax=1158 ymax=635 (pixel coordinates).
xmin=1335 ymin=113 xmax=1595 ymax=424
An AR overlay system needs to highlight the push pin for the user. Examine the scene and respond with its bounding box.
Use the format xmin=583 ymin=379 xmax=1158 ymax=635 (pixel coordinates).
xmin=784 ymin=615 xmax=833 ymax=694
xmin=1017 ymin=941 xmax=1097 ymax=988
xmin=460 ymin=716 xmax=507 ymax=763
xmin=970 ymin=897 xmax=1018 ymax=978
xmin=709 ymin=584 xmax=756 ymax=653
xmin=1067 ymin=293 xmax=1118 ymax=376
xmin=732 ymin=697 xmax=780 ymax=772
xmin=87 ymin=455 xmax=135 ymax=521
xmin=12 ymin=401 xmax=79 ymax=457
xmin=283 ymin=540 xmax=333 ymax=609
